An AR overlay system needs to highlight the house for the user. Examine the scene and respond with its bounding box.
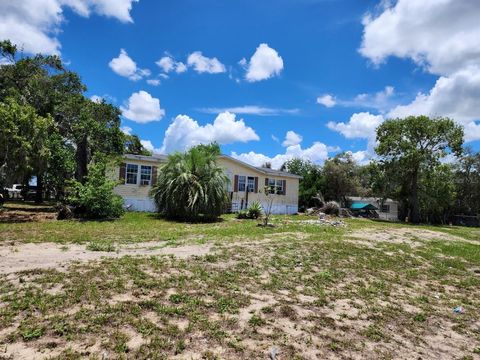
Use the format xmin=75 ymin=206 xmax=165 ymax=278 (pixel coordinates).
xmin=347 ymin=196 xmax=399 ymax=221
xmin=110 ymin=153 xmax=301 ymax=214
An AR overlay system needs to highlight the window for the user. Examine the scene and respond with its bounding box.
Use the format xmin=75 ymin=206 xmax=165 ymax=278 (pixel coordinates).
xmin=126 ymin=164 xmax=138 ymax=184
xmin=381 ymin=204 xmax=390 ymax=213
xmin=276 ymin=179 xmax=284 ymax=195
xmin=247 ymin=177 xmax=255 ymax=192
xmin=268 ymin=178 xmax=276 ymax=194
xmin=266 ymin=178 xmax=284 ymax=195
xmin=140 ymin=165 xmax=152 ymax=186
xmin=238 ymin=176 xmax=246 ymax=192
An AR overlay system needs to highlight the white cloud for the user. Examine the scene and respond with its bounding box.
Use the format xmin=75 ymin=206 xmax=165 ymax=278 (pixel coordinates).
xmin=317 ymin=94 xmax=336 ymax=108
xmin=109 ymin=49 xmax=150 ymax=81
xmin=139 ymin=140 xmax=162 ymax=154
xmin=199 ymin=105 xmax=299 ymax=116
xmin=160 ymin=112 xmax=259 ymax=153
xmin=146 ymin=79 xmax=161 ymax=86
xmin=120 ymin=126 xmax=132 ymax=135
xmin=121 ymin=91 xmax=165 ymax=123
xmin=232 ymin=142 xmax=333 ymax=169
xmin=350 ymin=86 xmax=395 ymax=112
xmin=0 ymin=0 xmax=138 ymax=55
xmin=360 ymin=0 xmax=480 ymax=75
xmin=175 ymin=62 xmax=187 ymax=74
xmin=187 ymin=51 xmax=226 ymax=74
xmin=327 ymin=112 xmax=384 ymax=140
xmin=387 ymin=66 xmax=480 ymax=141
xmin=321 ymin=86 xmax=396 ymax=112
xmin=360 ymin=0 xmax=480 ymax=142
xmin=156 ymin=56 xmax=174 ymax=73
xmin=282 ymin=131 xmax=303 ymax=147
xmin=89 ymin=93 xmax=116 ymax=103
xmin=156 ymin=55 xmax=187 ymax=74
xmin=62 ymin=0 xmax=138 ymax=23
xmin=90 ymin=95 xmax=103 ymax=103
xmin=347 ymin=150 xmax=371 ymax=166
xmin=244 ymin=43 xmax=284 ymax=82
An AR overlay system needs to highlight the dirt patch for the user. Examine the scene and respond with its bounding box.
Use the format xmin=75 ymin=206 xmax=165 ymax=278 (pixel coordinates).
xmin=0 ymin=210 xmax=56 ymax=223
xmin=347 ymin=227 xmax=472 ymax=247
xmin=0 ymin=242 xmax=212 ymax=274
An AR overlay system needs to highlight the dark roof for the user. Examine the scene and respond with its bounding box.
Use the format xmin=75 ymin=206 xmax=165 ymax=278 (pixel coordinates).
xmin=124 ymin=153 xmax=168 ymax=162
xmin=218 ymin=155 xmax=302 ymax=179
xmin=123 ymin=153 xmax=302 ymax=179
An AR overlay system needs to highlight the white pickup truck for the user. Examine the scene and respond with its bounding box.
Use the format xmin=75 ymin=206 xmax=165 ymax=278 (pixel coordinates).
xmin=5 ymin=184 xmax=22 ymax=199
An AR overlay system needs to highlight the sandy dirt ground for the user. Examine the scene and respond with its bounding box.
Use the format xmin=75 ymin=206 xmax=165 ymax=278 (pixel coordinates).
xmin=0 ymin=242 xmax=211 ymax=274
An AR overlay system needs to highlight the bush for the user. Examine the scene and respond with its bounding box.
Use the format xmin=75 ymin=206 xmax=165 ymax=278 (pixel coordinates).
xmin=236 ymin=210 xmax=249 ymax=219
xmin=236 ymin=202 xmax=264 ymax=220
xmin=247 ymin=201 xmax=263 ymax=219
xmin=321 ymin=201 xmax=340 ymax=216
xmin=66 ymin=161 xmax=124 ymax=219
xmin=151 ymin=143 xmax=228 ymax=222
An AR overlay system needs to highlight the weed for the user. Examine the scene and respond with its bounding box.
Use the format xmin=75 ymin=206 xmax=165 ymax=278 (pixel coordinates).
xmin=86 ymin=240 xmax=115 ymax=252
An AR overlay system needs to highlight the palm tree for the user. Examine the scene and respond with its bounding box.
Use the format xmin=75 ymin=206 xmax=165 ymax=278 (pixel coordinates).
xmin=151 ymin=143 xmax=229 ymax=221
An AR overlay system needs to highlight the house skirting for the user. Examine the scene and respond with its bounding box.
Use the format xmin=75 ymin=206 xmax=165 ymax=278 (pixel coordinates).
xmin=121 ymin=197 xmax=298 ymax=215
xmin=122 ymin=198 xmax=156 ymax=212
xmin=232 ymin=201 xmax=298 ymax=215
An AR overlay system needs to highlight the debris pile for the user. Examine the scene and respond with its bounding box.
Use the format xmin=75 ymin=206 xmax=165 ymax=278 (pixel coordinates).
xmin=305 ymin=207 xmax=353 ymax=218
xmin=299 ymin=212 xmax=346 ymax=227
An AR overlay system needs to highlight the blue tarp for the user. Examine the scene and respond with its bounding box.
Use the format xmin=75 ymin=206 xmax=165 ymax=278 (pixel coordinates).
xmin=351 ymin=203 xmax=378 ymax=210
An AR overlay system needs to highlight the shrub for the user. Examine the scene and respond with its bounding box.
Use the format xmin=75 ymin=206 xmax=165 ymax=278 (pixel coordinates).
xmin=66 ymin=161 xmax=124 ymax=219
xmin=321 ymin=201 xmax=340 ymax=216
xmin=151 ymin=143 xmax=228 ymax=222
xmin=247 ymin=201 xmax=263 ymax=219
xmin=236 ymin=210 xmax=249 ymax=219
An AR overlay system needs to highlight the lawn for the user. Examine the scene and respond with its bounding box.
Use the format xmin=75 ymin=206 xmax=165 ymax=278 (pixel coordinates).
xmin=0 ymin=203 xmax=479 ymax=359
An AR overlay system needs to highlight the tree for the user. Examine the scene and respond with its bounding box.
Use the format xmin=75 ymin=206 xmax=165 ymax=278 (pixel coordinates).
xmin=125 ymin=134 xmax=151 ymax=155
xmin=0 ymin=40 xmax=125 ymax=198
xmin=281 ymin=158 xmax=324 ymax=210
xmin=375 ymin=116 xmax=463 ymax=223
xmin=323 ymin=152 xmax=363 ymax=204
xmin=419 ymin=164 xmax=456 ymax=224
xmin=56 ymin=95 xmax=124 ymax=183
xmin=0 ymin=98 xmax=37 ymax=188
xmin=28 ymin=113 xmax=56 ymax=203
xmin=151 ymin=143 xmax=228 ymax=221
xmin=454 ymin=149 xmax=480 ymax=215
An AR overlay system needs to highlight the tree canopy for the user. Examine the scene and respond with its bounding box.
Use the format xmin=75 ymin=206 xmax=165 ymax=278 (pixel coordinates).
xmin=375 ymin=115 xmax=464 ymax=223
xmin=0 ymin=39 xmax=148 ymax=202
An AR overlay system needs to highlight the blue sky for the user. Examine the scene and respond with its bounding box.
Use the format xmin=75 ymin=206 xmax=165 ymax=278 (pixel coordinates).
xmin=2 ymin=0 xmax=480 ymax=168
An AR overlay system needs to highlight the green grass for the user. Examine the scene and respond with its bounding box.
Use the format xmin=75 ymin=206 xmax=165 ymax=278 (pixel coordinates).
xmin=86 ymin=240 xmax=116 ymax=252
xmin=0 ymin=206 xmax=479 ymax=358
xmin=0 ymin=210 xmax=345 ymax=245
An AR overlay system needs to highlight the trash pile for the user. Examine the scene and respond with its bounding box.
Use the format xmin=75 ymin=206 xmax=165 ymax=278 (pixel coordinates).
xmin=299 ymin=212 xmax=346 ymax=227
xmin=305 ymin=206 xmax=354 ymax=218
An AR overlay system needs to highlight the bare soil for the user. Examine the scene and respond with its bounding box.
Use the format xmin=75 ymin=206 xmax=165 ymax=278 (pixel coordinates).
xmin=0 ymin=242 xmax=211 ymax=274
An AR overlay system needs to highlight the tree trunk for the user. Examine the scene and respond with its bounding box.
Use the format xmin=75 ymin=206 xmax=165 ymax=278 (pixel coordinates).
xmin=409 ymin=169 xmax=420 ymax=223
xmin=75 ymin=136 xmax=88 ymax=183
xmin=35 ymin=174 xmax=43 ymax=204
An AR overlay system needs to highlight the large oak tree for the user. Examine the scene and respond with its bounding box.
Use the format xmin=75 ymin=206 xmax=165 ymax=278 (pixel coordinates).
xmin=375 ymin=116 xmax=463 ymax=223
